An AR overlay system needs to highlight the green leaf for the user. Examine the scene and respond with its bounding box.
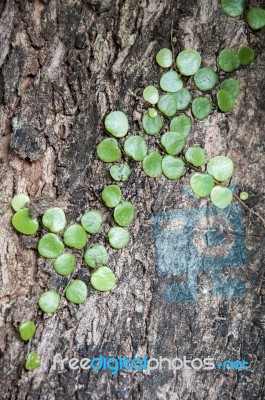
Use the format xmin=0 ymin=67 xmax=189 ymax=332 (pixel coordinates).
xmin=218 ymin=49 xmax=240 ymax=72
xmin=90 ymin=266 xmax=116 ymax=292
xmin=81 ymin=210 xmax=103 ymax=234
xmin=124 ymin=135 xmax=147 ymax=161
xmin=207 ymin=155 xmax=234 ymax=182
xmin=104 ymin=111 xmax=129 ymax=138
xmin=171 ymin=88 xmax=192 ymax=110
xmin=160 ymin=71 xmax=183 ymax=93
xmin=53 ymin=253 xmax=76 ymax=276
xmin=65 ymin=280 xmax=88 ymax=304
xmin=19 ymin=321 xmax=36 ymax=341
xmin=42 ymin=207 xmax=66 ymax=233
xmin=38 ymin=233 xmax=64 ymax=258
xmin=38 ymin=290 xmax=60 ymax=314
xmin=247 ymin=7 xmax=265 ymax=30
xmin=221 ymin=0 xmax=245 ymax=17
xmin=142 ymin=152 xmax=163 ymax=178
xmin=240 ymin=191 xmax=249 ymax=200
xmin=96 ymin=138 xmax=121 ymax=163
xmin=220 ymin=78 xmax=240 ymax=98
xmin=142 ymin=113 xmax=164 ymax=136
xmin=210 ymin=186 xmax=233 ymax=209
xmin=143 ymin=86 xmax=159 ymax=104
xmin=169 ymin=115 xmax=192 ymax=138
xmin=109 ymin=163 xmax=131 ymax=182
xmin=12 ymin=208 xmax=39 ymax=235
xmin=63 ymin=224 xmax=88 ymax=249
xmin=108 ymin=227 xmax=130 ymax=249
xmin=148 ymin=108 xmax=158 ymax=118
xmin=161 ymin=131 xmax=185 ymax=155
xmin=11 ymin=194 xmax=29 ymax=211
xmin=190 ymin=173 xmax=215 ymax=197
xmin=156 ymin=48 xmax=173 ymax=68
xmin=101 ymin=184 xmax=122 ymax=208
xmin=192 ymin=97 xmax=212 ymax=120
xmin=157 ymin=94 xmax=177 ymax=117
xmin=217 ymin=89 xmax=236 ymax=112
xmin=114 ymin=201 xmax=135 ymax=227
xmin=238 ymin=45 xmax=255 ymax=66
xmin=25 ymin=352 xmax=41 ymax=371
xmin=185 ymin=147 xmax=205 ymax=167
xmin=194 ymin=68 xmax=218 ymax=91
xmin=162 ymin=156 xmax=185 ymax=180
xmin=176 ymin=50 xmax=202 ymax=76
xmin=84 ymin=244 xmax=108 ymax=268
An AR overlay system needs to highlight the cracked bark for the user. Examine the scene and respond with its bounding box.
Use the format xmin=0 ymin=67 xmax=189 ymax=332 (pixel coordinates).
xmin=0 ymin=0 xmax=264 ymax=399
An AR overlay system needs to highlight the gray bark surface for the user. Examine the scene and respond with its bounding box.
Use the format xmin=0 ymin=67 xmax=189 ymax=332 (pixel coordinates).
xmin=0 ymin=0 xmax=264 ymax=399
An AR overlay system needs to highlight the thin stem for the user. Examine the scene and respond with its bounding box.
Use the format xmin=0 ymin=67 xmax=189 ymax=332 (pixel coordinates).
xmin=233 ymin=192 xmax=265 ymax=228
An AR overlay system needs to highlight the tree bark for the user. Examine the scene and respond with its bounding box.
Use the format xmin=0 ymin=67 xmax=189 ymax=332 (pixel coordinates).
xmin=0 ymin=0 xmax=264 ymax=399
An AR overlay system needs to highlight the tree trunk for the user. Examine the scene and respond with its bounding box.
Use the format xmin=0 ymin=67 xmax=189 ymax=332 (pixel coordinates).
xmin=0 ymin=0 xmax=264 ymax=399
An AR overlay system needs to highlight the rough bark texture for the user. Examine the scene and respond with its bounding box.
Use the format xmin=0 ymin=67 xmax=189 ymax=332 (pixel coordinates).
xmin=0 ymin=0 xmax=264 ymax=399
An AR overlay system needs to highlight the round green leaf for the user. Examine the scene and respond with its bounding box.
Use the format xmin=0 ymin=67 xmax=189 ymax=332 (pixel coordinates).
xmin=11 ymin=194 xmax=29 ymax=211
xmin=38 ymin=233 xmax=64 ymax=258
xmin=207 ymin=155 xmax=234 ymax=182
xmin=142 ymin=113 xmax=164 ymax=136
xmin=96 ymin=138 xmax=121 ymax=163
xmin=25 ymin=352 xmax=41 ymax=371
xmin=176 ymin=50 xmax=202 ymax=76
xmin=247 ymin=7 xmax=265 ymax=30
xmin=12 ymin=208 xmax=39 ymax=235
xmin=65 ymin=280 xmax=88 ymax=304
xmin=238 ymin=45 xmax=255 ymax=66
xmin=218 ymin=49 xmax=240 ymax=72
xmin=110 ymin=164 xmax=131 ymax=182
xmin=63 ymin=224 xmax=88 ymax=249
xmin=161 ymin=131 xmax=185 ymax=155
xmin=81 ymin=210 xmax=103 ymax=234
xmin=217 ymin=89 xmax=236 ymax=112
xmin=38 ymin=290 xmax=60 ymax=314
xmin=142 ymin=152 xmax=163 ymax=178
xmin=42 ymin=207 xmax=66 ymax=233
xmin=104 ymin=111 xmax=129 ymax=138
xmin=190 ymin=173 xmax=215 ymax=197
xmin=114 ymin=201 xmax=135 ymax=227
xmin=185 ymin=147 xmax=205 ymax=167
xmin=84 ymin=244 xmax=108 ymax=268
xmin=221 ymin=0 xmax=245 ymax=17
xmin=170 ymin=115 xmax=192 ymax=138
xmin=162 ymin=156 xmax=185 ymax=180
xmin=148 ymin=108 xmax=158 ymax=118
xmin=53 ymin=253 xmax=75 ymax=276
xmin=19 ymin=321 xmax=36 ymax=341
xmin=124 ymin=135 xmax=147 ymax=161
xmin=108 ymin=227 xmax=130 ymax=249
xmin=143 ymin=86 xmax=159 ymax=104
xmin=192 ymin=97 xmax=212 ymax=120
xmin=156 ymin=48 xmax=173 ymax=68
xmin=90 ymin=266 xmax=116 ymax=292
xmin=157 ymin=94 xmax=177 ymax=117
xmin=101 ymin=185 xmax=122 ymax=208
xmin=171 ymin=88 xmax=192 ymax=110
xmin=220 ymin=78 xmax=240 ymax=98
xmin=240 ymin=191 xmax=249 ymax=200
xmin=194 ymin=68 xmax=218 ymax=91
xmin=160 ymin=71 xmax=183 ymax=93
xmin=210 ymin=186 xmax=233 ymax=209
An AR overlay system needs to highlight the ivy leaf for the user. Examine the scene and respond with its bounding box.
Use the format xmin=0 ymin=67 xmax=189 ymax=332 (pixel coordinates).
xmin=96 ymin=138 xmax=121 ymax=163
xmin=157 ymin=94 xmax=177 ymax=117
xmin=185 ymin=147 xmax=205 ymax=167
xmin=142 ymin=113 xmax=164 ymax=136
xmin=156 ymin=48 xmax=173 ymax=68
xmin=194 ymin=67 xmax=218 ymax=91
xmin=170 ymin=115 xmax=192 ymax=138
xmin=110 ymin=164 xmax=131 ymax=182
xmin=143 ymin=85 xmax=159 ymax=104
xmin=142 ymin=152 xmax=163 ymax=178
xmin=192 ymin=97 xmax=212 ymax=120
xmin=104 ymin=111 xmax=129 ymax=138
xmin=162 ymin=156 xmax=185 ymax=180
xmin=161 ymin=131 xmax=185 ymax=155
xmin=221 ymin=0 xmax=245 ymax=17
xmin=238 ymin=45 xmax=255 ymax=66
xmin=176 ymin=50 xmax=202 ymax=76
xmin=210 ymin=186 xmax=233 ymax=209
xmin=207 ymin=155 xmax=234 ymax=182
xmin=190 ymin=173 xmax=214 ymax=197
xmin=218 ymin=49 xmax=240 ymax=72
xmin=247 ymin=7 xmax=265 ymax=30
xmin=171 ymin=88 xmax=192 ymax=110
xmin=220 ymin=78 xmax=240 ymax=98
xmin=124 ymin=135 xmax=147 ymax=161
xmin=217 ymin=89 xmax=236 ymax=112
xmin=160 ymin=71 xmax=183 ymax=93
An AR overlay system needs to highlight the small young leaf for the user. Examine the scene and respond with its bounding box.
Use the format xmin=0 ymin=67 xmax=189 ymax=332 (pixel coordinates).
xmin=192 ymin=97 xmax=212 ymax=120
xmin=156 ymin=48 xmax=173 ymax=68
xmin=207 ymin=155 xmax=234 ymax=182
xmin=101 ymin=185 xmax=122 ymax=208
xmin=210 ymin=186 xmax=233 ymax=209
xmin=142 ymin=113 xmax=164 ymax=136
xmin=148 ymin=108 xmax=158 ymax=118
xmin=240 ymin=191 xmax=249 ymax=200
xmin=96 ymin=138 xmax=121 ymax=163
xmin=190 ymin=173 xmax=214 ymax=197
xmin=194 ymin=67 xmax=218 ymax=91
xmin=161 ymin=132 xmax=185 ymax=155
xmin=162 ymin=156 xmax=185 ymax=180
xmin=104 ymin=111 xmax=129 ymax=138
xmin=124 ymin=135 xmax=147 ymax=161
xmin=176 ymin=50 xmax=202 ymax=76
xmin=90 ymin=266 xmax=116 ymax=292
xmin=142 ymin=152 xmax=163 ymax=178
xmin=160 ymin=71 xmax=183 ymax=93
xmin=185 ymin=147 xmax=205 ymax=167
xmin=25 ymin=352 xmax=41 ymax=371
